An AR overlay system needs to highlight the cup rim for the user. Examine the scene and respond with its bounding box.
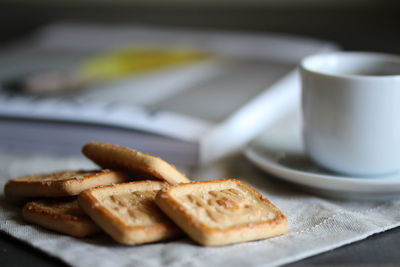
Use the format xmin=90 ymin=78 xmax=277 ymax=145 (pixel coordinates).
xmin=300 ymin=51 xmax=400 ymax=79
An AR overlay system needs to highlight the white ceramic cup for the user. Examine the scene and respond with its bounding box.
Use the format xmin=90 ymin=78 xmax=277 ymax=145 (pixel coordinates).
xmin=301 ymin=52 xmax=400 ymax=176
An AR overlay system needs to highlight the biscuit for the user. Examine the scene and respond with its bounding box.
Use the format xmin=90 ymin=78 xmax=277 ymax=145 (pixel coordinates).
xmin=82 ymin=142 xmax=190 ymax=185
xmin=155 ymin=179 xmax=288 ymax=246
xmin=78 ymin=180 xmax=181 ymax=245
xmin=22 ymin=198 xmax=100 ymax=237
xmin=4 ymin=169 xmax=130 ymax=198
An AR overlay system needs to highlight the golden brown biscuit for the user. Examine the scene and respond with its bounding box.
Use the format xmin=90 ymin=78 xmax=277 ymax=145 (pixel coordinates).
xmin=4 ymin=169 xmax=130 ymax=198
xmin=82 ymin=142 xmax=190 ymax=185
xmin=22 ymin=198 xmax=100 ymax=237
xmin=78 ymin=180 xmax=181 ymax=245
xmin=155 ymin=179 xmax=288 ymax=246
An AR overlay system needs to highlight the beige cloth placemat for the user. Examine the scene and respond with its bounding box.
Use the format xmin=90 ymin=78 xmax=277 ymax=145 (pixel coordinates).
xmin=1 ymin=151 xmax=400 ymax=267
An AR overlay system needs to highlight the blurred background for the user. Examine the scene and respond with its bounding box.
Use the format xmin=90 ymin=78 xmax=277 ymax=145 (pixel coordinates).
xmin=1 ymin=0 xmax=400 ymax=53
xmin=0 ymin=0 xmax=399 ymax=165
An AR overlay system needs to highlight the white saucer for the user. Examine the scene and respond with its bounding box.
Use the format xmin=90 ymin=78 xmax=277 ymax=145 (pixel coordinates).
xmin=244 ymin=113 xmax=400 ymax=200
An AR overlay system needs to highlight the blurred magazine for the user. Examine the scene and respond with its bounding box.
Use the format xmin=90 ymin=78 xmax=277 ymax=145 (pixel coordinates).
xmin=0 ymin=23 xmax=337 ymax=168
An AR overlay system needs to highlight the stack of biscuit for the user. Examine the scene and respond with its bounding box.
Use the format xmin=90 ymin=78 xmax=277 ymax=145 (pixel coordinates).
xmin=4 ymin=141 xmax=288 ymax=246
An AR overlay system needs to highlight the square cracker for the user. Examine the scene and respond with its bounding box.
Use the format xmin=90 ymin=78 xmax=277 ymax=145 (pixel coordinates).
xmin=4 ymin=169 xmax=130 ymax=198
xmin=82 ymin=142 xmax=190 ymax=185
xmin=22 ymin=198 xmax=100 ymax=237
xmin=155 ymin=179 xmax=288 ymax=246
xmin=78 ymin=180 xmax=181 ymax=245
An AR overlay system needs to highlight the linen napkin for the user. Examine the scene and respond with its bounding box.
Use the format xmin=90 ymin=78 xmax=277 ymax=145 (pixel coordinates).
xmin=1 ymin=150 xmax=400 ymax=267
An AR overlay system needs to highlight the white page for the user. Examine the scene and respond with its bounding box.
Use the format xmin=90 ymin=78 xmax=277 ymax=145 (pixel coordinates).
xmin=155 ymin=57 xmax=294 ymax=122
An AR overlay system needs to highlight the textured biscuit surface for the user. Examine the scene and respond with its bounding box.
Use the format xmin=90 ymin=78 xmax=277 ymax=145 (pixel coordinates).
xmin=4 ymin=169 xmax=130 ymax=198
xmin=82 ymin=142 xmax=190 ymax=185
xmin=78 ymin=180 xmax=181 ymax=245
xmin=155 ymin=179 xmax=288 ymax=246
xmin=22 ymin=198 xmax=100 ymax=237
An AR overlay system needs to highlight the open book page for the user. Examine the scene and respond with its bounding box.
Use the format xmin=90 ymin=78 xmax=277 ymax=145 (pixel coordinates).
xmin=0 ymin=23 xmax=337 ymax=166
xmin=0 ymin=23 xmax=335 ymax=139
